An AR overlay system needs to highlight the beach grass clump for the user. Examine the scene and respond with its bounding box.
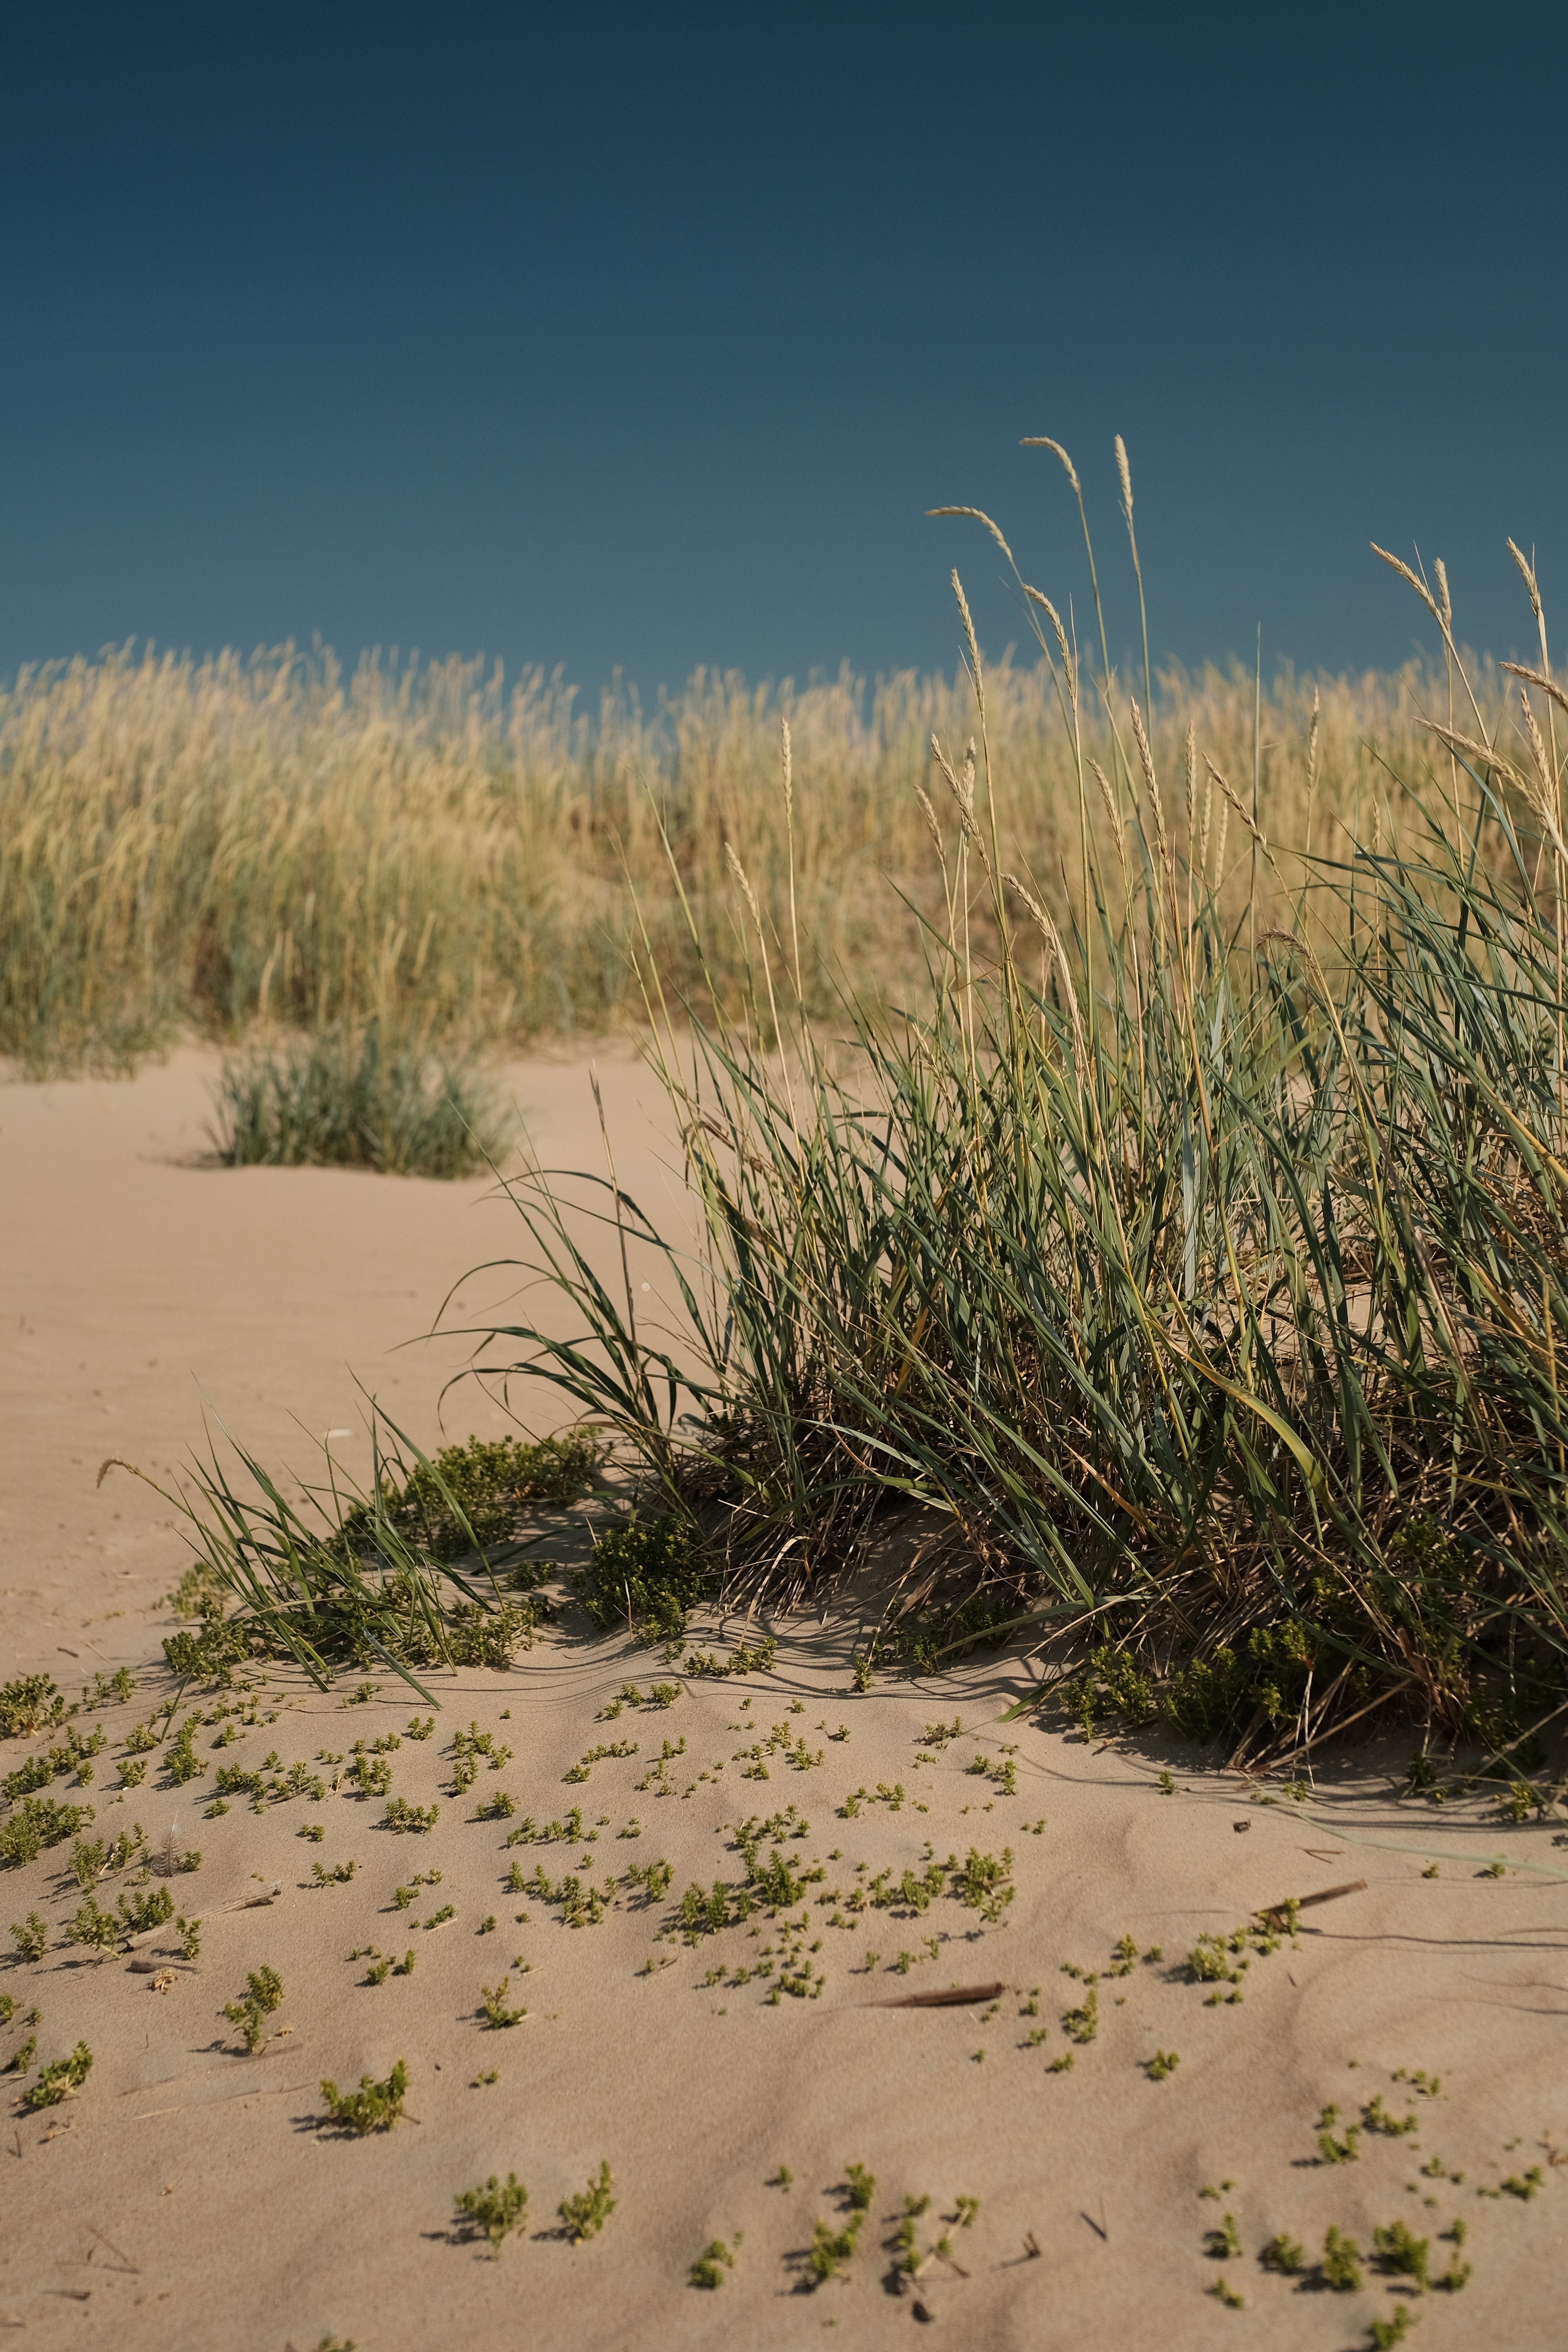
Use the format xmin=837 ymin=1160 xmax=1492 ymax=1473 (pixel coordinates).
xmin=209 ymin=1017 xmax=506 ymax=1179
xmin=454 ymin=443 xmax=1568 ymax=1764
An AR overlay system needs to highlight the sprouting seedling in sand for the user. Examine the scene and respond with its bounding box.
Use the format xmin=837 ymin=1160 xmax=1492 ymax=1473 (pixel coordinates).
xmin=22 ymin=2042 xmax=93 ymax=2110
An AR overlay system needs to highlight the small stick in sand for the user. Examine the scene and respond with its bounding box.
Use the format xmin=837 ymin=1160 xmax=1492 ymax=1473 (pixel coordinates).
xmin=873 ymin=1980 xmax=1004 ymax=2010
xmin=1257 ymin=1878 xmax=1367 ymax=1931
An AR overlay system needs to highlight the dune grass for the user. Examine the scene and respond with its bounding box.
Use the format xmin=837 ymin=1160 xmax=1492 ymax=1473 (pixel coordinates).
xmin=208 ymin=1016 xmax=508 ymax=1178
xmin=0 ymin=617 xmax=1492 ymax=1075
xmin=452 ymin=448 xmax=1568 ymax=1765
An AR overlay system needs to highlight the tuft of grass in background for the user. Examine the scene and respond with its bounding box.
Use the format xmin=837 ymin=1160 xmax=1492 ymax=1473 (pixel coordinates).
xmin=0 ymin=634 xmax=1491 ymax=1076
xmin=209 ymin=1017 xmax=508 ymax=1178
xmin=457 ymin=439 xmax=1568 ymax=1763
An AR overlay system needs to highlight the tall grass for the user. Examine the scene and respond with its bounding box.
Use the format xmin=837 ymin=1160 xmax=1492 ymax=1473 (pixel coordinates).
xmin=461 ymin=453 xmax=1568 ymax=1766
xmin=0 ymin=628 xmax=1499 ymax=1073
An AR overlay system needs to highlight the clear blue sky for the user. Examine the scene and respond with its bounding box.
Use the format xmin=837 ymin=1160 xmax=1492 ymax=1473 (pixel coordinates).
xmin=4 ymin=0 xmax=1564 ymax=697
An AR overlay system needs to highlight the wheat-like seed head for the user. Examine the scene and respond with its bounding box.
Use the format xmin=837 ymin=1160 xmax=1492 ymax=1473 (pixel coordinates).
xmin=780 ymin=716 xmax=793 ymax=826
xmin=724 ymin=841 xmax=764 ymax=933
xmin=952 ymin=572 xmax=984 ymax=722
xmin=931 ymin=733 xmax=980 ymax=846
xmin=1508 ymin=538 xmax=1543 ymax=621
xmin=1371 ymin=544 xmax=1443 ymax=628
xmin=1434 ymin=558 xmax=1452 ymax=632
xmin=1518 ymin=687 xmax=1553 ymax=800
xmin=1115 ymin=434 xmax=1133 ymax=522
xmin=1001 ymin=871 xmax=1057 ymax=975
xmin=1131 ymin=698 xmax=1167 ymax=860
xmin=1502 ymin=660 xmax=1568 ymax=720
xmin=1088 ymin=757 xmax=1125 ymax=868
xmin=1307 ymin=687 xmax=1321 ymax=795
xmin=1020 ymin=436 xmax=1081 ymax=495
xmin=1185 ymin=722 xmax=1197 ymax=839
xmin=1212 ymin=791 xmax=1230 ymax=891
xmin=1024 ymin=584 xmax=1070 ymax=663
xmin=927 ymin=506 xmax=1016 ymax=566
xmin=915 ymin=786 xmax=945 ymax=858
xmin=1199 ymin=770 xmax=1214 ymax=884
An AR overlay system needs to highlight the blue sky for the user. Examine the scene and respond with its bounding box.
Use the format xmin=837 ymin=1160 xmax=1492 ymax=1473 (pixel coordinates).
xmin=3 ymin=0 xmax=1565 ymax=695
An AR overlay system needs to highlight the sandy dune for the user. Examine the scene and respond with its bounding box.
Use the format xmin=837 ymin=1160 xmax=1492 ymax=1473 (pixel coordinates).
xmin=3 ymin=1054 xmax=1566 ymax=2349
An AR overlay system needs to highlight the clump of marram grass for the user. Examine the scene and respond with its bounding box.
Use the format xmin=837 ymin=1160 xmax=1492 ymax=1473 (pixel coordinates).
xmin=457 ymin=446 xmax=1568 ymax=1765
xmin=209 ymin=1016 xmax=507 ymax=1179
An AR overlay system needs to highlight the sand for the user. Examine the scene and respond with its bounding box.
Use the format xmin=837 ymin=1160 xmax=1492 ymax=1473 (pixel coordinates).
xmin=3 ymin=1052 xmax=1566 ymax=2349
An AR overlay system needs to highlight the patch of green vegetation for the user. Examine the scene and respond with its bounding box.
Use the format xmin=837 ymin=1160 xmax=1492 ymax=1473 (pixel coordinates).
xmin=9 ymin=1911 xmax=48 ymax=1962
xmin=0 ymin=1676 xmax=67 ymax=1739
xmin=572 ymin=1514 xmax=708 ymax=1645
xmin=558 ymin=2160 xmax=616 ymax=2242
xmin=311 ymin=1859 xmax=358 ymax=1885
xmin=954 ymin=1846 xmax=1013 ymax=1922
xmin=319 ymin=2059 xmax=409 ymax=2134
xmin=1318 ymin=2105 xmax=1363 ymax=2165
xmin=1206 ymin=2275 xmax=1245 ymax=2309
xmin=338 ymin=1432 xmax=597 ymax=1567
xmin=454 ymin=2172 xmax=528 ymax=2256
xmin=2 ymin=1793 xmax=97 ymax=1869
xmin=22 ymin=2040 xmax=93 ymax=2109
xmin=481 ymin=1976 xmax=527 ymax=2027
xmin=1368 ymin=2312 xmax=1416 ymax=2349
xmin=211 ymin=1018 xmax=508 ymax=1179
xmin=807 ymin=2213 xmax=862 ymax=2284
xmin=689 ymin=2234 xmax=739 ymax=2288
xmin=1321 ymin=2225 xmax=1364 ymax=2291
xmin=1262 ymin=2233 xmax=1305 ymax=2274
xmin=223 ymin=1964 xmax=284 ymax=2053
xmin=1145 ymin=2049 xmax=1180 ymax=2080
xmin=384 ymin=1798 xmax=439 ymax=1833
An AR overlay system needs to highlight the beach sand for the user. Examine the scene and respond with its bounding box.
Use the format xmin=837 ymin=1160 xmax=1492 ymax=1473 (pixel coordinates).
xmin=3 ymin=1053 xmax=1565 ymax=2349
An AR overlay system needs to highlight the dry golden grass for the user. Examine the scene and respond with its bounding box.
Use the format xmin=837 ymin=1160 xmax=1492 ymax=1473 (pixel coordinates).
xmin=0 ymin=632 xmax=1529 ymax=1070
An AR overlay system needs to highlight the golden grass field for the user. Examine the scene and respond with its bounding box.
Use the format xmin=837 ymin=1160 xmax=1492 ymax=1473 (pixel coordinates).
xmin=0 ymin=628 xmax=1512 ymax=1073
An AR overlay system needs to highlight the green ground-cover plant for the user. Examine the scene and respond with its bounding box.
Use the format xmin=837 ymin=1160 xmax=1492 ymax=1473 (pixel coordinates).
xmin=689 ymin=2234 xmax=738 ymax=2288
xmin=436 ymin=450 xmax=1568 ymax=1757
xmin=209 ymin=1016 xmax=507 ymax=1178
xmin=454 ymin=2172 xmax=528 ymax=2255
xmin=319 ymin=2059 xmax=409 ymax=2133
xmin=101 ymin=1423 xmax=573 ymax=1696
xmin=0 ymin=1677 xmax=68 ymax=1739
xmin=224 ymin=1964 xmax=284 ymax=2053
xmin=1 ymin=1795 xmax=93 ymax=1868
xmin=572 ymin=1514 xmax=708 ymax=1643
xmin=558 ymin=2160 xmax=616 ymax=2241
xmin=22 ymin=2040 xmax=93 ymax=2109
